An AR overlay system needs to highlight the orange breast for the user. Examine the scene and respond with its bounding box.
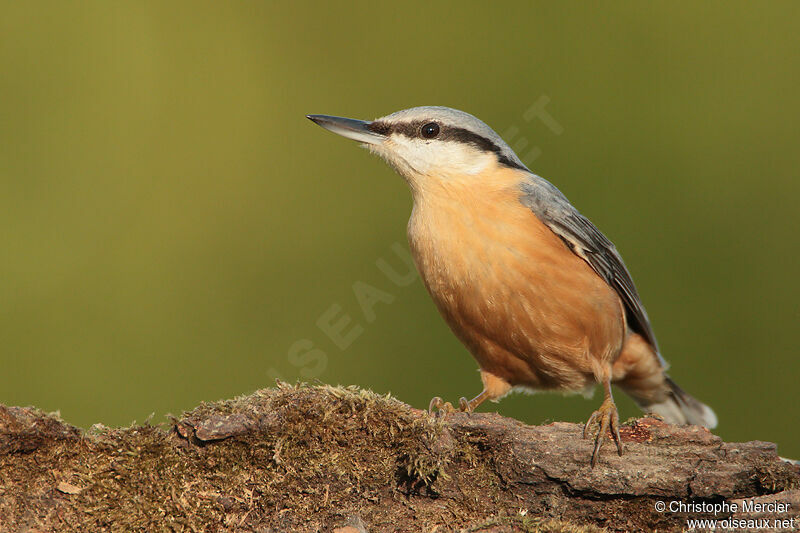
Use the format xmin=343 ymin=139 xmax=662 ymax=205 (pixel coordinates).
xmin=407 ymin=167 xmax=625 ymax=392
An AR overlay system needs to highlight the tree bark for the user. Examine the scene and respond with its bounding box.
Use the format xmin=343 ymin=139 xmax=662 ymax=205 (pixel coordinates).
xmin=1 ymin=383 xmax=797 ymax=532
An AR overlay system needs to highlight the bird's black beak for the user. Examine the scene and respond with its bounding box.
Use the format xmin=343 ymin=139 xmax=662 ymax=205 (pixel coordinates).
xmin=306 ymin=114 xmax=385 ymax=145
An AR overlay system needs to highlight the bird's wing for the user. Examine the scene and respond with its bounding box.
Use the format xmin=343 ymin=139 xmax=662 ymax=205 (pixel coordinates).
xmin=520 ymin=176 xmax=663 ymax=362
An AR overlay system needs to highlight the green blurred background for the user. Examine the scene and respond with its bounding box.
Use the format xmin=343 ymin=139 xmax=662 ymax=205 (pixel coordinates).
xmin=2 ymin=2 xmax=798 ymax=456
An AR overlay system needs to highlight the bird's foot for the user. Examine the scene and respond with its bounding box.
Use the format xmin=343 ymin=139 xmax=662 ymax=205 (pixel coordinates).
xmin=428 ymin=396 xmax=474 ymax=416
xmin=428 ymin=396 xmax=455 ymax=416
xmin=458 ymin=397 xmax=474 ymax=413
xmin=583 ymin=396 xmax=624 ymax=468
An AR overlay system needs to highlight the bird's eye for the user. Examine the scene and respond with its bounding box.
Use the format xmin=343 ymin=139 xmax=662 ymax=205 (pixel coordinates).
xmin=420 ymin=122 xmax=440 ymax=139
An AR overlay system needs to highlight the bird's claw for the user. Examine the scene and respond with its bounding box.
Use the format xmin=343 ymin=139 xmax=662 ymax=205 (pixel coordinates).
xmin=428 ymin=396 xmax=475 ymax=417
xmin=458 ymin=397 xmax=474 ymax=413
xmin=583 ymin=397 xmax=624 ymax=468
xmin=428 ymin=396 xmax=455 ymax=416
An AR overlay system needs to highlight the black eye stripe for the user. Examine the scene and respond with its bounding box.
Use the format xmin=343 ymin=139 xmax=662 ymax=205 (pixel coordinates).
xmin=367 ymin=120 xmax=426 ymax=138
xmin=366 ymin=119 xmax=527 ymax=171
xmin=366 ymin=121 xmax=392 ymax=136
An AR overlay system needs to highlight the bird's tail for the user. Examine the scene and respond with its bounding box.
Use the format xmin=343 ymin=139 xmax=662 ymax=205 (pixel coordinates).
xmin=636 ymin=376 xmax=718 ymax=429
xmin=614 ymin=334 xmax=717 ymax=428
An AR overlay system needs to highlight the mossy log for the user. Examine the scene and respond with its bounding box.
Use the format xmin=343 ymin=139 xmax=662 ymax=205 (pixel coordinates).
xmin=1 ymin=383 xmax=798 ymax=532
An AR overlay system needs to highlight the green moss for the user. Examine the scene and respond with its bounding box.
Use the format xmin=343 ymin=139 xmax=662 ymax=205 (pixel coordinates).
xmin=5 ymin=382 xmax=788 ymax=532
xmin=2 ymin=384 xmax=502 ymax=530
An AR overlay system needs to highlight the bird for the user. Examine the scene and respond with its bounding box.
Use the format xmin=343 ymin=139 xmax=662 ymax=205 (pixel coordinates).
xmin=307 ymin=106 xmax=717 ymax=467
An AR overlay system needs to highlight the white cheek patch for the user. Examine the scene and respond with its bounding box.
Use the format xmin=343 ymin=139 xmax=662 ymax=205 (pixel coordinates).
xmin=366 ymin=142 xmax=419 ymax=178
xmin=372 ymin=136 xmax=494 ymax=178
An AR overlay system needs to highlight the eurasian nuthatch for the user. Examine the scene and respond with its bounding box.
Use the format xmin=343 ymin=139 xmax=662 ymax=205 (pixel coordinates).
xmin=308 ymin=106 xmax=717 ymax=466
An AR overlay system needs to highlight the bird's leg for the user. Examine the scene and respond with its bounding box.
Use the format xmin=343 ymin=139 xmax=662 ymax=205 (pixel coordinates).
xmin=458 ymin=389 xmax=492 ymax=413
xmin=583 ymin=378 xmax=624 ymax=468
xmin=429 ymin=371 xmax=511 ymax=416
